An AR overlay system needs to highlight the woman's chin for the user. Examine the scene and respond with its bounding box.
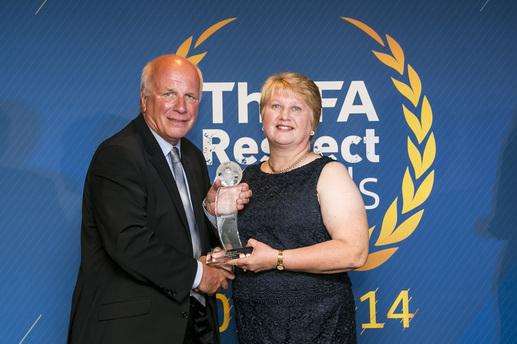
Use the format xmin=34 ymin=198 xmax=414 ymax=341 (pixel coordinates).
xmin=268 ymin=138 xmax=306 ymax=150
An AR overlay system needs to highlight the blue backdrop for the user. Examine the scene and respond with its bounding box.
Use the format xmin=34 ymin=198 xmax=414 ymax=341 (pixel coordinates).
xmin=1 ymin=0 xmax=516 ymax=343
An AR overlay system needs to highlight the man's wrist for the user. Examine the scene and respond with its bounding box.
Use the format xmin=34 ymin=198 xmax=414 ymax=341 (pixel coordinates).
xmin=203 ymin=198 xmax=217 ymax=226
xmin=192 ymin=260 xmax=203 ymax=289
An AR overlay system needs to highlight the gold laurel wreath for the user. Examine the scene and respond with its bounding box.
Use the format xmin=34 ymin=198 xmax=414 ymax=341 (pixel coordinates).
xmin=342 ymin=18 xmax=436 ymax=271
xmin=175 ymin=17 xmax=236 ymax=64
xmin=175 ymin=17 xmax=435 ymax=273
xmin=174 ymin=16 xmax=435 ymax=333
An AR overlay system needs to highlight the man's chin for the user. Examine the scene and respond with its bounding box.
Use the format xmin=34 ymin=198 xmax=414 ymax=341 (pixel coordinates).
xmin=165 ymin=129 xmax=191 ymax=142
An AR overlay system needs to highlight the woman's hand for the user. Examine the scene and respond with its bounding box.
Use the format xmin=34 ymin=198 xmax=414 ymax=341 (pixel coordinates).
xmin=229 ymin=239 xmax=278 ymax=273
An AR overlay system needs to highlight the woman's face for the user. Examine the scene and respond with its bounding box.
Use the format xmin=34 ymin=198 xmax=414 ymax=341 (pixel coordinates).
xmin=262 ymin=89 xmax=314 ymax=150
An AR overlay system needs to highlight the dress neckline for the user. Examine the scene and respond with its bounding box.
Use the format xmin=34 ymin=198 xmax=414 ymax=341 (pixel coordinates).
xmin=258 ymin=156 xmax=324 ymax=176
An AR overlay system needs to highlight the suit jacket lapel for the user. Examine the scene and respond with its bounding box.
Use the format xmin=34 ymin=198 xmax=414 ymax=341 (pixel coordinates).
xmin=134 ymin=115 xmax=189 ymax=232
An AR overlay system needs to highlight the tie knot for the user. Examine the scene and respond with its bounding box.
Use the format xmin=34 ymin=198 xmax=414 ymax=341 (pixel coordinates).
xmin=170 ymin=146 xmax=181 ymax=163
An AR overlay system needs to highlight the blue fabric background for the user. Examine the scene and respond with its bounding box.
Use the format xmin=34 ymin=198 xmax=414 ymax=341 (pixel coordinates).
xmin=1 ymin=0 xmax=515 ymax=342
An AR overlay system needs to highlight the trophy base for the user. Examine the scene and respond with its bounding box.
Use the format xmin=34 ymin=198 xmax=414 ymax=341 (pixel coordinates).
xmin=225 ymin=247 xmax=253 ymax=259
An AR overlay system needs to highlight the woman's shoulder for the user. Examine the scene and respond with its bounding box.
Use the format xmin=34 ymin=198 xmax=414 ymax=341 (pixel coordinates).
xmin=317 ymin=157 xmax=354 ymax=189
xmin=319 ymin=156 xmax=348 ymax=171
xmin=311 ymin=155 xmax=348 ymax=175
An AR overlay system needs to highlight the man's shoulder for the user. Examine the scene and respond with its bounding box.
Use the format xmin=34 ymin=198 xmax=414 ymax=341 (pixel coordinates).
xmin=100 ymin=117 xmax=140 ymax=149
xmin=92 ymin=117 xmax=145 ymax=165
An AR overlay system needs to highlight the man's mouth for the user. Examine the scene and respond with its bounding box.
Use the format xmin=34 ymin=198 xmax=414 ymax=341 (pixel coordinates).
xmin=167 ymin=117 xmax=189 ymax=124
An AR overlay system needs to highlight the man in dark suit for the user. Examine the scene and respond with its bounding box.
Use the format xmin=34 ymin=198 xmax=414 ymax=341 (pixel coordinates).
xmin=68 ymin=55 xmax=249 ymax=343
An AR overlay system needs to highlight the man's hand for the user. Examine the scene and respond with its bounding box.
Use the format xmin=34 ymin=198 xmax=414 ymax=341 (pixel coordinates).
xmin=196 ymin=261 xmax=235 ymax=295
xmin=205 ymin=179 xmax=222 ymax=216
xmin=206 ymin=247 xmax=233 ymax=272
xmin=205 ymin=179 xmax=252 ymax=216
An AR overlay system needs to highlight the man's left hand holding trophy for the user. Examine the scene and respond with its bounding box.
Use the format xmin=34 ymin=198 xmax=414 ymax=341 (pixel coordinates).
xmin=204 ymin=161 xmax=253 ymax=267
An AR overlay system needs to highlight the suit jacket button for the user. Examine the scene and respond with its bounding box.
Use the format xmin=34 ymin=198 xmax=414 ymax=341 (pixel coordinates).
xmin=182 ymin=311 xmax=189 ymax=319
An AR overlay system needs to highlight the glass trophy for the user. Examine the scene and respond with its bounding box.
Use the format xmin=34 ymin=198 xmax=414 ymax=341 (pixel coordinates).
xmin=214 ymin=161 xmax=253 ymax=260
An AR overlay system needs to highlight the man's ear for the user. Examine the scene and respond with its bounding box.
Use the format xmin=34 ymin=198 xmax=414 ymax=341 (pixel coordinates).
xmin=140 ymin=91 xmax=147 ymax=113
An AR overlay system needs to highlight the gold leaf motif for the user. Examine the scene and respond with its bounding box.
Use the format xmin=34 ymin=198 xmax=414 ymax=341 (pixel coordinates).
xmin=188 ymin=52 xmax=208 ymax=65
xmin=176 ymin=36 xmax=193 ymax=57
xmin=414 ymin=170 xmax=435 ymax=204
xmin=373 ymin=51 xmax=402 ymax=74
xmin=407 ymin=65 xmax=422 ymax=107
xmin=386 ymin=34 xmax=405 ymax=75
xmin=342 ymin=17 xmax=385 ymax=46
xmin=421 ymin=133 xmax=436 ymax=174
xmin=176 ymin=18 xmax=236 ymax=66
xmin=392 ymin=78 xmax=414 ymax=105
xmin=356 ymin=248 xmax=398 ymax=271
xmin=402 ymin=105 xmax=426 ymax=143
xmin=407 ymin=171 xmax=435 ymax=211
xmin=195 ymin=17 xmax=236 ymax=48
xmin=378 ymin=210 xmax=424 ymax=245
xmin=401 ymin=168 xmax=415 ymax=214
xmin=376 ymin=199 xmax=398 ymax=246
xmin=407 ymin=138 xmax=424 ymax=179
xmin=420 ymin=96 xmax=433 ymax=138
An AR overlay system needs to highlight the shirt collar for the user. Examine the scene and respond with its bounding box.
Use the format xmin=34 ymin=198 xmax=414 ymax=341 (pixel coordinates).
xmin=147 ymin=125 xmax=181 ymax=159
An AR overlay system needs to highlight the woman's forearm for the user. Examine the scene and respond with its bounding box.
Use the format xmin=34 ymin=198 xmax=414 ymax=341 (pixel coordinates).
xmin=282 ymin=239 xmax=368 ymax=274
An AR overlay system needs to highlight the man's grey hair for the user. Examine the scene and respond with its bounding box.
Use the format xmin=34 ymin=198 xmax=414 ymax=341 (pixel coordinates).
xmin=140 ymin=55 xmax=204 ymax=97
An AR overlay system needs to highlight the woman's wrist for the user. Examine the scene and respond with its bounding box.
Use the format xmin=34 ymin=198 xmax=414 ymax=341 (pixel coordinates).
xmin=275 ymin=250 xmax=285 ymax=270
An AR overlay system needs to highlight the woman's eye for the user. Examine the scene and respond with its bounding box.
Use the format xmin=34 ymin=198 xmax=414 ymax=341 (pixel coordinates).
xmin=291 ymin=106 xmax=302 ymax=112
xmin=271 ymin=104 xmax=280 ymax=109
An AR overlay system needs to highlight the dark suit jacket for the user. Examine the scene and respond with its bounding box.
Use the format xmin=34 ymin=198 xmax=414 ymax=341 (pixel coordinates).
xmin=68 ymin=115 xmax=219 ymax=343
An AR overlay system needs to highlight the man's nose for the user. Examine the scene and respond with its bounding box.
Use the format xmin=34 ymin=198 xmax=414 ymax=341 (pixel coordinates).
xmin=174 ymin=96 xmax=187 ymax=113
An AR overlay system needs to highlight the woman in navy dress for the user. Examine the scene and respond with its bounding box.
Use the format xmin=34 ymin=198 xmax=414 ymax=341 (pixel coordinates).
xmin=212 ymin=72 xmax=369 ymax=343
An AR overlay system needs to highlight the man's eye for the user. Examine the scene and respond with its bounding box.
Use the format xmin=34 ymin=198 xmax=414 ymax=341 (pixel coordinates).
xmin=185 ymin=94 xmax=198 ymax=103
xmin=163 ymin=92 xmax=176 ymax=98
xmin=271 ymin=104 xmax=281 ymax=109
xmin=291 ymin=106 xmax=302 ymax=112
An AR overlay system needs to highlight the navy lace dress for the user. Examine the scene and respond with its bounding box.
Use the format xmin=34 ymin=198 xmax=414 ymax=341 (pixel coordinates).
xmin=233 ymin=157 xmax=357 ymax=344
